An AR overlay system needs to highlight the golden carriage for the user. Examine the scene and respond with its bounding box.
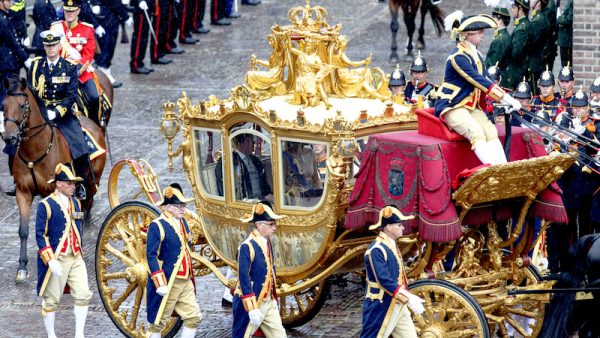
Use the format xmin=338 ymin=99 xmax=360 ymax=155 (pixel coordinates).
xmin=95 ymin=2 xmax=575 ymax=337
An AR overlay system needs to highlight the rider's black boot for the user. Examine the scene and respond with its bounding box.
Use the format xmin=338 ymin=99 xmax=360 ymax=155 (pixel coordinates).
xmin=73 ymin=156 xmax=89 ymax=200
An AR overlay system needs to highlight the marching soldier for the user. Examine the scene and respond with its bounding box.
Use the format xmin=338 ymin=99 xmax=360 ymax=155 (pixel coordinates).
xmin=50 ymin=0 xmax=102 ymax=123
xmin=360 ymin=205 xmax=424 ymax=338
xmin=146 ymin=183 xmax=202 ymax=338
xmin=388 ymin=64 xmax=407 ymax=105
xmin=485 ymin=7 xmax=512 ymax=89
xmin=434 ymin=12 xmax=520 ymax=165
xmin=35 ymin=162 xmax=92 ymax=338
xmin=556 ymin=0 xmax=572 ymax=67
xmin=507 ymin=0 xmax=531 ymax=90
xmin=232 ymin=201 xmax=286 ymax=338
xmin=532 ymin=67 xmax=563 ymax=120
xmin=28 ymin=30 xmax=90 ymax=198
xmin=528 ymin=0 xmax=551 ymax=96
xmin=150 ymin=0 xmax=174 ymax=66
xmin=404 ymin=51 xmax=437 ymax=107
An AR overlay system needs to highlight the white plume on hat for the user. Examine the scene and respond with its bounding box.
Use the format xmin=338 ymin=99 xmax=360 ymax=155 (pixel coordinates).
xmin=444 ymin=10 xmax=464 ymax=32
xmin=484 ymin=0 xmax=513 ymax=8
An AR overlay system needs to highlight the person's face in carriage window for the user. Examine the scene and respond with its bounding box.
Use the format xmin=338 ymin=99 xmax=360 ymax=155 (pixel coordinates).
xmin=236 ymin=135 xmax=255 ymax=156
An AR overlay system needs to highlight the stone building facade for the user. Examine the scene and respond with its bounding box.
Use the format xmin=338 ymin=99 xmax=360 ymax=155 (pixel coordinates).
xmin=573 ymin=0 xmax=600 ymax=88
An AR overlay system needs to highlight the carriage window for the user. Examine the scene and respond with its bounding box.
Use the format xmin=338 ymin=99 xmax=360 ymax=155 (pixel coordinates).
xmin=228 ymin=124 xmax=273 ymax=203
xmin=193 ymin=128 xmax=224 ymax=198
xmin=280 ymin=140 xmax=328 ymax=208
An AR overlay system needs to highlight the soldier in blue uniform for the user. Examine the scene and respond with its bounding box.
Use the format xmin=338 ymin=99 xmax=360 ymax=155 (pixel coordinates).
xmin=557 ymin=63 xmax=574 ymax=101
xmin=360 ymin=205 xmax=424 ymax=338
xmin=35 ymin=163 xmax=92 ymax=338
xmin=232 ymin=201 xmax=286 ymax=338
xmin=404 ymin=51 xmax=437 ymax=107
xmin=28 ymin=30 xmax=90 ymax=198
xmin=434 ymin=12 xmax=521 ymax=165
xmin=130 ymin=0 xmax=155 ymax=74
xmin=146 ymin=183 xmax=202 ymax=338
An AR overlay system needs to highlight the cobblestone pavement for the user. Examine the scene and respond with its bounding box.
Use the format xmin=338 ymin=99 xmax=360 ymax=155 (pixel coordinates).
xmin=0 ymin=0 xmax=490 ymax=336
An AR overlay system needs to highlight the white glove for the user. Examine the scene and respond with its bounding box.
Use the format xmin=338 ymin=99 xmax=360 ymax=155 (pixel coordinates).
xmin=556 ymin=7 xmax=562 ymax=19
xmin=95 ymin=26 xmax=106 ymax=38
xmin=248 ymin=309 xmax=264 ymax=328
xmin=125 ymin=17 xmax=133 ymax=27
xmin=47 ymin=109 xmax=57 ymax=120
xmin=24 ymin=57 xmax=34 ymax=69
xmin=407 ymin=294 xmax=425 ymax=315
xmin=22 ymin=37 xmax=31 ymax=47
xmin=121 ymin=0 xmax=130 ymax=5
xmin=91 ymin=5 xmax=100 ymax=14
xmin=138 ymin=1 xmax=148 ymax=10
xmin=156 ymin=285 xmax=168 ymax=296
xmin=501 ymin=93 xmax=522 ymax=113
xmin=48 ymin=260 xmax=63 ymax=278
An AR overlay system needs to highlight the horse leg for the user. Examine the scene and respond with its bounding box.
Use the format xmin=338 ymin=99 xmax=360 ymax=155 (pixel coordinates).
xmin=389 ymin=1 xmax=400 ymax=63
xmin=15 ymin=190 xmax=33 ymax=282
xmin=417 ymin=0 xmax=428 ymax=50
xmin=403 ymin=3 xmax=417 ymax=59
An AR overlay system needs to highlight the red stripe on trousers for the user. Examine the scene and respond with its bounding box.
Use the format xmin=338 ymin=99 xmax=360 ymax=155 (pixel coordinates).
xmin=166 ymin=4 xmax=173 ymax=50
xmin=133 ymin=13 xmax=144 ymax=70
xmin=213 ymin=0 xmax=218 ymax=21
xmin=180 ymin=0 xmax=187 ymax=40
xmin=153 ymin=11 xmax=160 ymax=60
xmin=192 ymin=0 xmax=198 ymax=29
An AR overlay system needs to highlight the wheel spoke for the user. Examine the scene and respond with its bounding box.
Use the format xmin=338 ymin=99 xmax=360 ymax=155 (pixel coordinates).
xmin=103 ymin=271 xmax=128 ymax=281
xmin=105 ymin=243 xmax=136 ymax=267
xmin=112 ymin=283 xmax=137 ymax=311
xmin=128 ymin=285 xmax=144 ymax=330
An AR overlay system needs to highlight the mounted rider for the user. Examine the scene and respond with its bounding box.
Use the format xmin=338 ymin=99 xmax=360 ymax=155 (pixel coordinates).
xmin=27 ymin=30 xmax=90 ymax=198
xmin=50 ymin=0 xmax=103 ymax=126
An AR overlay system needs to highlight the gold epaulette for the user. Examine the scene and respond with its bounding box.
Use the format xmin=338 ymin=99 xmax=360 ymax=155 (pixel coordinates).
xmin=81 ymin=22 xmax=94 ymax=28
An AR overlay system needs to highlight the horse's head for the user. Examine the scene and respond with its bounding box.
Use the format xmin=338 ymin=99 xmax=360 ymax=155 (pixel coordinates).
xmin=1 ymin=78 xmax=30 ymax=147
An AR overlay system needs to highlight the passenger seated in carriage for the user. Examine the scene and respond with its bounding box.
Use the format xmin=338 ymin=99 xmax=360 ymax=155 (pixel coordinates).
xmin=281 ymin=141 xmax=323 ymax=207
xmin=216 ymin=132 xmax=272 ymax=202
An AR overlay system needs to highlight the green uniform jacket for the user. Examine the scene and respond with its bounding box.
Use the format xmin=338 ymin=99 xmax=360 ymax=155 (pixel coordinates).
xmin=508 ymin=16 xmax=531 ymax=90
xmin=557 ymin=0 xmax=573 ymax=48
xmin=542 ymin=0 xmax=558 ymax=68
xmin=529 ymin=10 xmax=550 ymax=78
xmin=485 ymin=28 xmax=512 ymax=88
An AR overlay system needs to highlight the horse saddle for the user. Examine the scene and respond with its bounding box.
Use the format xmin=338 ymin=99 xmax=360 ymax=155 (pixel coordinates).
xmin=56 ymin=126 xmax=106 ymax=161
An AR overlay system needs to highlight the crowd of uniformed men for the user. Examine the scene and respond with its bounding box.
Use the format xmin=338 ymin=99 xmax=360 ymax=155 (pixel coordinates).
xmin=2 ymin=0 xmax=600 ymax=336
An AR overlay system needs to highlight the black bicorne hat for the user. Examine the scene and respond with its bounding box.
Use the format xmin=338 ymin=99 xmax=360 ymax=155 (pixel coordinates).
xmin=570 ymin=87 xmax=589 ymax=107
xmin=456 ymin=14 xmax=497 ymax=33
xmin=514 ymin=79 xmax=532 ymax=99
xmin=538 ymin=66 xmax=555 ymax=87
xmin=240 ymin=200 xmax=285 ymax=223
xmin=369 ymin=205 xmax=414 ymax=231
xmin=156 ymin=183 xmax=194 ymax=206
xmin=410 ymin=51 xmax=428 ymax=73
xmin=47 ymin=162 xmax=83 ymax=183
xmin=389 ymin=64 xmax=406 ymax=86
xmin=558 ymin=64 xmax=574 ymax=82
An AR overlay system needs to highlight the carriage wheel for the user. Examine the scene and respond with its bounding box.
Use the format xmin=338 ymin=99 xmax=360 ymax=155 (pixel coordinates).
xmin=95 ymin=201 xmax=182 ymax=338
xmin=493 ymin=266 xmax=546 ymax=338
xmin=409 ymin=279 xmax=490 ymax=338
xmin=107 ymin=159 xmax=162 ymax=209
xmin=279 ymin=278 xmax=331 ymax=328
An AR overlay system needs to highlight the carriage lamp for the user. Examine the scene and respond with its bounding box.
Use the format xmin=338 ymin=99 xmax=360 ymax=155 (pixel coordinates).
xmin=384 ymin=102 xmax=394 ymax=118
xmin=296 ymin=109 xmax=305 ymax=127
xmin=160 ymin=101 xmax=181 ymax=173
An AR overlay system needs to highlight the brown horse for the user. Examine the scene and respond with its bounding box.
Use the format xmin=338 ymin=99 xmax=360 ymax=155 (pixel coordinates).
xmin=388 ymin=0 xmax=445 ymax=63
xmin=1 ymin=78 xmax=106 ymax=282
xmin=88 ymin=69 xmax=114 ymax=130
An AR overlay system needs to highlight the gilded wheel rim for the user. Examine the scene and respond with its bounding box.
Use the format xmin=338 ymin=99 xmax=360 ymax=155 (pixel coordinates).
xmin=411 ymin=283 xmax=488 ymax=338
xmin=96 ymin=204 xmax=179 ymax=338
xmin=279 ymin=279 xmax=327 ymax=325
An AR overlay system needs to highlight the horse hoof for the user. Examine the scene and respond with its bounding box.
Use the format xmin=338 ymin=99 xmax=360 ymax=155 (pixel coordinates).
xmin=416 ymin=41 xmax=425 ymax=50
xmin=389 ymin=53 xmax=400 ymax=64
xmin=16 ymin=270 xmax=29 ymax=282
xmin=403 ymin=53 xmax=415 ymax=62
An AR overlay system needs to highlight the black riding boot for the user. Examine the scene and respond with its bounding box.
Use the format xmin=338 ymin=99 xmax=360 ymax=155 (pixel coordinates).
xmin=73 ymin=156 xmax=90 ymax=200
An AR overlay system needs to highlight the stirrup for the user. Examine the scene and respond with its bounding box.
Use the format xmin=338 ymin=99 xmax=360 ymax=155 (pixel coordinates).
xmin=75 ymin=184 xmax=87 ymax=200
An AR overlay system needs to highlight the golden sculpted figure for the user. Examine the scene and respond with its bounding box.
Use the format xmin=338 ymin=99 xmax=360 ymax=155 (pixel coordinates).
xmin=245 ymin=31 xmax=287 ymax=95
xmin=288 ymin=35 xmax=331 ymax=109
xmin=330 ymin=36 xmax=385 ymax=100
